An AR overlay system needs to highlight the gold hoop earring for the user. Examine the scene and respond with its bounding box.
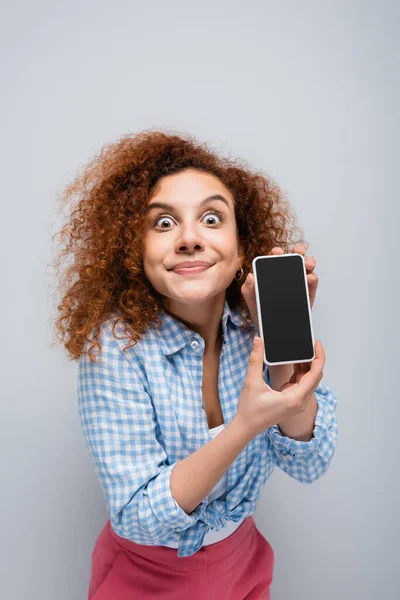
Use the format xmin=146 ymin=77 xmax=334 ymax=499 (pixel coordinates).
xmin=235 ymin=267 xmax=244 ymax=281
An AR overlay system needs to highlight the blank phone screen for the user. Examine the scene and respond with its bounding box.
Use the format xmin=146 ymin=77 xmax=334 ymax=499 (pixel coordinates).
xmin=253 ymin=254 xmax=314 ymax=364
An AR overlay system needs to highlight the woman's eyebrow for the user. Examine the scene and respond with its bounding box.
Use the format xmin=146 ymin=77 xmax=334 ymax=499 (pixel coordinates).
xmin=146 ymin=194 xmax=230 ymax=212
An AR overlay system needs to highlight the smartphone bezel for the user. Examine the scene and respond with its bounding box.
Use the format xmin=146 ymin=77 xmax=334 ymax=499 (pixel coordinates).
xmin=252 ymin=253 xmax=315 ymax=366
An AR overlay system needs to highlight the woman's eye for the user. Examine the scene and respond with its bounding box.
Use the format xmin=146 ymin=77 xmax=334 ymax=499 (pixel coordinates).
xmin=153 ymin=210 xmax=224 ymax=230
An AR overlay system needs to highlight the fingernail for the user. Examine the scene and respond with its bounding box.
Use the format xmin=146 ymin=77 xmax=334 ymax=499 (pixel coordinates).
xmin=246 ymin=274 xmax=252 ymax=286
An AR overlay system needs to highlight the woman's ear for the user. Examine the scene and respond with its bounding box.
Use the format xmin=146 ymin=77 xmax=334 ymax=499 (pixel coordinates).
xmin=237 ymin=245 xmax=245 ymax=267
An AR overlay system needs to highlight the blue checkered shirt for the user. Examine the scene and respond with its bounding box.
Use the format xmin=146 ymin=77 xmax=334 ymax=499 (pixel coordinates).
xmin=78 ymin=299 xmax=338 ymax=557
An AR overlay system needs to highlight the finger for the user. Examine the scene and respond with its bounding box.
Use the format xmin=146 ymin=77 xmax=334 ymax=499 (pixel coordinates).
xmin=294 ymin=363 xmax=303 ymax=383
xmin=295 ymin=368 xmax=322 ymax=397
xmin=307 ymin=273 xmax=318 ymax=284
xmin=290 ymin=245 xmax=316 ymax=276
xmin=312 ymin=343 xmax=325 ymax=378
xmin=305 ymin=256 xmax=316 ymax=273
xmin=296 ymin=362 xmax=308 ymax=375
xmin=309 ymin=340 xmax=325 ymax=372
xmin=242 ymin=271 xmax=254 ymax=289
xmin=292 ymin=245 xmax=315 ymax=274
xmin=295 ymin=340 xmax=325 ymax=393
xmin=285 ymin=365 xmax=299 ymax=386
xmin=241 ymin=274 xmax=260 ymax=333
xmin=303 ymin=361 xmax=311 ymax=373
xmin=246 ymin=336 xmax=266 ymax=380
xmin=306 ymin=273 xmax=318 ymax=308
xmin=292 ymin=243 xmax=306 ymax=255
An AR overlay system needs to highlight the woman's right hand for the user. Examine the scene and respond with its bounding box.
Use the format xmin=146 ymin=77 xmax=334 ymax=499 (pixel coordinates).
xmin=233 ymin=336 xmax=325 ymax=440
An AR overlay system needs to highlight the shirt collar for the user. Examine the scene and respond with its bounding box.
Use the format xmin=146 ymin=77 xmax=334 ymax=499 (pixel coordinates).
xmin=152 ymin=298 xmax=247 ymax=356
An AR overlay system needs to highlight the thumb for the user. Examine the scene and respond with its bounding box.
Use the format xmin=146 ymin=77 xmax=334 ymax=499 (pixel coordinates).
xmin=247 ymin=336 xmax=264 ymax=370
xmin=247 ymin=336 xmax=274 ymax=393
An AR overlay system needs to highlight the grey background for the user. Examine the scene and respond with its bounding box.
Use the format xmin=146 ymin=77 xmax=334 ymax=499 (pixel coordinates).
xmin=1 ymin=1 xmax=398 ymax=598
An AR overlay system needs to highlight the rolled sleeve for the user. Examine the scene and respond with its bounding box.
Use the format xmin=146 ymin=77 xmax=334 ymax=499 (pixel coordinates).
xmin=266 ymin=377 xmax=339 ymax=484
xmin=78 ymin=321 xmax=204 ymax=546
xmin=144 ymin=464 xmax=207 ymax=532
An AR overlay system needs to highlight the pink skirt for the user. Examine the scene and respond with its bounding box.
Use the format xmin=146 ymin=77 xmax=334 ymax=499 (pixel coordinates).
xmin=88 ymin=515 xmax=274 ymax=599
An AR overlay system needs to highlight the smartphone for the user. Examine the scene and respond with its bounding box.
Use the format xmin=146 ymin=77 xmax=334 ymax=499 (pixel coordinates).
xmin=252 ymin=253 xmax=315 ymax=366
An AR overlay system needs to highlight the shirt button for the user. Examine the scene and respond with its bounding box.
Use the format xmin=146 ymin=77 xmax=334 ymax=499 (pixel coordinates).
xmin=190 ymin=340 xmax=199 ymax=350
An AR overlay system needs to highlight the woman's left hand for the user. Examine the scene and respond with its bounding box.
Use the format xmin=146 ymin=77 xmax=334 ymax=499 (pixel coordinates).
xmin=240 ymin=243 xmax=318 ymax=339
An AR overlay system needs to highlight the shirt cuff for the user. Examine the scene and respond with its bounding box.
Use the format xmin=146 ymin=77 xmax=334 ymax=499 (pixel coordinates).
xmin=145 ymin=463 xmax=208 ymax=531
xmin=267 ymin=383 xmax=332 ymax=459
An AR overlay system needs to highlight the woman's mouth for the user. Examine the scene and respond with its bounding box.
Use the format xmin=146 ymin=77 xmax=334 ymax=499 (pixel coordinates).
xmin=171 ymin=264 xmax=213 ymax=275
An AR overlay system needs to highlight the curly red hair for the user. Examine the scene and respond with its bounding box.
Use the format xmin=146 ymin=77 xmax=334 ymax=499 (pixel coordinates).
xmin=50 ymin=128 xmax=309 ymax=362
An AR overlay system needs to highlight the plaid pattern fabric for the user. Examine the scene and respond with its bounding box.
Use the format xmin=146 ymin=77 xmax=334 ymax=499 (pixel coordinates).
xmin=78 ymin=299 xmax=338 ymax=557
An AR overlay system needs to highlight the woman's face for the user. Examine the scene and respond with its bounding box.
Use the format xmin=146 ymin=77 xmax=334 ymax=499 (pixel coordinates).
xmin=143 ymin=168 xmax=243 ymax=308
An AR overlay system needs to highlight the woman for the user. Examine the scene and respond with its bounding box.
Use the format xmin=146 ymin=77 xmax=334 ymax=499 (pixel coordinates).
xmin=52 ymin=129 xmax=338 ymax=599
